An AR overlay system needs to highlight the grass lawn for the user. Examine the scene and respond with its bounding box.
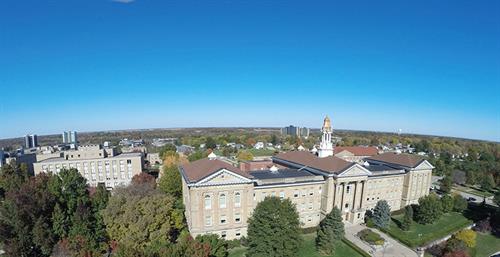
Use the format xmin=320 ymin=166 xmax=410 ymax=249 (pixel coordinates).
xmin=383 ymin=212 xmax=473 ymax=247
xmin=228 ymin=233 xmax=366 ymax=257
xmin=247 ymin=148 xmax=277 ymax=157
xmin=475 ymin=232 xmax=500 ymax=257
xmin=453 ymin=185 xmax=495 ymax=198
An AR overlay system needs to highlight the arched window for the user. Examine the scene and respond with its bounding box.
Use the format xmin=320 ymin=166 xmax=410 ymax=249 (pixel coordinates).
xmin=235 ymin=192 xmax=241 ymax=207
xmin=204 ymin=195 xmax=211 ymax=210
xmin=219 ymin=194 xmax=226 ymax=208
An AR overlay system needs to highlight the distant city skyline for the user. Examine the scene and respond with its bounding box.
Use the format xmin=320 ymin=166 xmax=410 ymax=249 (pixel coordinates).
xmin=1 ymin=1 xmax=499 ymax=141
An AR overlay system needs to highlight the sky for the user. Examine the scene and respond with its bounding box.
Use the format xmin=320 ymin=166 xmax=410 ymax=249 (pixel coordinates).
xmin=0 ymin=0 xmax=499 ymax=141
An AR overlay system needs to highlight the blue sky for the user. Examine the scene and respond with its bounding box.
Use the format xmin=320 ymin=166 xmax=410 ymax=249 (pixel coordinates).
xmin=0 ymin=0 xmax=499 ymax=141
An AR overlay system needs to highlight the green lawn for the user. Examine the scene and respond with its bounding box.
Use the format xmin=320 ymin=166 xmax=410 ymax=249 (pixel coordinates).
xmin=228 ymin=233 xmax=366 ymax=257
xmin=475 ymin=232 xmax=500 ymax=257
xmin=452 ymin=185 xmax=495 ymax=198
xmin=383 ymin=212 xmax=473 ymax=247
xmin=245 ymin=148 xmax=277 ymax=157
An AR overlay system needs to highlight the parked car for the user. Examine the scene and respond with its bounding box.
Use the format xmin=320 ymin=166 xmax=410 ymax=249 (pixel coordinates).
xmin=467 ymin=197 xmax=477 ymax=202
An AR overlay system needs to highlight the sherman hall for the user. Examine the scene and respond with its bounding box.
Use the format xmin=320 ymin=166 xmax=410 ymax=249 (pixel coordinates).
xmin=179 ymin=117 xmax=434 ymax=240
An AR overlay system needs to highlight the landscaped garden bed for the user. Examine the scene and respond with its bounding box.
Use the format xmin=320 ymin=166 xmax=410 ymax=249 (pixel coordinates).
xmin=357 ymin=229 xmax=385 ymax=246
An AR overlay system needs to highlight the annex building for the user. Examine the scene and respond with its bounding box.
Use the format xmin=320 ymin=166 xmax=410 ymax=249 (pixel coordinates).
xmin=180 ymin=116 xmax=434 ymax=240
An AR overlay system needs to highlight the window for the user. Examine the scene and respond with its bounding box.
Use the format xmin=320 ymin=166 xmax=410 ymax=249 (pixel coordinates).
xmin=279 ymin=191 xmax=285 ymax=199
xmin=294 ymin=191 xmax=299 ymax=198
xmin=346 ymin=185 xmax=351 ymax=194
xmin=204 ymin=195 xmax=212 ymax=210
xmin=307 ymin=216 xmax=312 ymax=222
xmin=235 ymin=230 xmax=241 ymax=237
xmin=344 ymin=203 xmax=349 ymax=209
xmin=219 ymin=194 xmax=226 ymax=208
xmin=221 ymin=231 xmax=226 ymax=239
xmin=308 ymin=202 xmax=313 ymax=210
xmin=235 ymin=213 xmax=241 ymax=223
xmin=234 ymin=192 xmax=241 ymax=207
xmin=127 ymin=159 xmax=131 ymax=164
xmin=205 ymin=216 xmax=212 ymax=226
xmin=309 ymin=190 xmax=314 ymax=196
xmin=220 ymin=215 xmax=227 ymax=224
xmin=357 ymin=213 xmax=361 ymax=219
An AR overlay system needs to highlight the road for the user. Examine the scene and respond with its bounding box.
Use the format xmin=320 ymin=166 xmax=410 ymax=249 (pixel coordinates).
xmin=431 ymin=176 xmax=497 ymax=207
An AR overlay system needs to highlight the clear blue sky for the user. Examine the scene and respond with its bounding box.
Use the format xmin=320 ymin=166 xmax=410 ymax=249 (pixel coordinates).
xmin=0 ymin=0 xmax=499 ymax=141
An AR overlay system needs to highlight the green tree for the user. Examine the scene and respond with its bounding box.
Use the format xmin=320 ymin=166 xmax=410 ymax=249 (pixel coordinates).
xmin=159 ymin=144 xmax=178 ymax=159
xmin=0 ymin=162 xmax=29 ymax=198
xmin=480 ymin=174 xmax=495 ymax=192
xmin=189 ymin=151 xmax=209 ymax=162
xmin=440 ymin=176 xmax=453 ymax=194
xmin=401 ymin=206 xmax=413 ymax=231
xmin=247 ymin=197 xmax=301 ymax=257
xmin=494 ymin=191 xmax=500 ymax=207
xmin=102 ymin=187 xmax=185 ymax=252
xmin=315 ymin=207 xmax=344 ymax=255
xmin=372 ymin=200 xmax=391 ymax=229
xmin=453 ymin=194 xmax=468 ymax=213
xmin=159 ymin=165 xmax=182 ymax=201
xmin=195 ymin=234 xmax=228 ymax=257
xmin=415 ymin=194 xmax=443 ymax=224
xmin=441 ymin=194 xmax=454 ymax=213
xmin=205 ymin=137 xmax=217 ymax=150
xmin=237 ymin=151 xmax=254 ymax=162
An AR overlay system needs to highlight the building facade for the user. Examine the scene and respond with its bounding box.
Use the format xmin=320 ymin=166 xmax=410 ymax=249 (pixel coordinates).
xmin=62 ymin=131 xmax=78 ymax=145
xmin=281 ymin=125 xmax=310 ymax=138
xmin=25 ymin=134 xmax=38 ymax=149
xmin=34 ymin=144 xmax=144 ymax=189
xmin=180 ymin=117 xmax=433 ymax=240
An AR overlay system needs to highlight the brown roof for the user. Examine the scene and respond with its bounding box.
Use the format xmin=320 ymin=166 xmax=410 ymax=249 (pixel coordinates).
xmin=334 ymin=146 xmax=378 ymax=156
xmin=366 ymin=152 xmax=424 ymax=168
xmin=273 ymin=151 xmax=354 ymax=174
xmin=180 ymin=158 xmax=252 ymax=183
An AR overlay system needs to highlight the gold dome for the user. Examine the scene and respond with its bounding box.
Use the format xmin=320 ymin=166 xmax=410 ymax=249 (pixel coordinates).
xmin=322 ymin=115 xmax=332 ymax=130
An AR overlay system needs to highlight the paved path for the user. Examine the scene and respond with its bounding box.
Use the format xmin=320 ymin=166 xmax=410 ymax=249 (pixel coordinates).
xmin=345 ymin=224 xmax=418 ymax=257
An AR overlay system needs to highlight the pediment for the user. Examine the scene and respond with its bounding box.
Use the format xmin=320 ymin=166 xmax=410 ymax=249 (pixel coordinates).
xmin=337 ymin=164 xmax=372 ymax=177
xmin=413 ymin=160 xmax=434 ymax=170
xmin=195 ymin=169 xmax=252 ymax=186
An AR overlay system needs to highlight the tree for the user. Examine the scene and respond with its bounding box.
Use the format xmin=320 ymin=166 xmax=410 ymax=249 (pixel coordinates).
xmin=415 ymin=194 xmax=443 ymax=224
xmin=159 ymin=144 xmax=177 ymax=159
xmin=401 ymin=205 xmax=413 ymax=231
xmin=195 ymin=234 xmax=228 ymax=257
xmin=188 ymin=151 xmax=209 ymax=162
xmin=453 ymin=194 xmax=468 ymax=213
xmin=102 ymin=188 xmax=185 ymax=251
xmin=480 ymin=174 xmax=495 ymax=192
xmin=131 ymin=172 xmax=156 ymax=188
xmin=159 ymin=165 xmax=183 ymax=201
xmin=372 ymin=200 xmax=391 ymax=229
xmin=454 ymin=229 xmax=476 ymax=248
xmin=0 ymin=162 xmax=28 ymax=198
xmin=445 ymin=237 xmax=467 ymax=253
xmin=247 ymin=197 xmax=301 ymax=257
xmin=316 ymin=207 xmax=344 ymax=255
xmin=494 ymin=190 xmax=500 ymax=207
xmin=205 ymin=137 xmax=217 ymax=150
xmin=237 ymin=151 xmax=254 ymax=162
xmin=440 ymin=175 xmax=453 ymax=194
xmin=441 ymin=195 xmax=454 ymax=213
xmin=451 ymin=170 xmax=466 ymax=185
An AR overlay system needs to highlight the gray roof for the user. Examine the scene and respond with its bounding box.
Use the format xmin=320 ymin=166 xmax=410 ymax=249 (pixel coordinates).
xmin=249 ymin=168 xmax=316 ymax=180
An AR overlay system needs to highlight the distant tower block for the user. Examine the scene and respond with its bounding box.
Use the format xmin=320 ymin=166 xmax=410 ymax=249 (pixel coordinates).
xmin=317 ymin=115 xmax=334 ymax=158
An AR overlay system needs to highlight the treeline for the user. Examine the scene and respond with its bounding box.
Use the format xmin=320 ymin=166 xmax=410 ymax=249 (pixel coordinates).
xmin=0 ymin=161 xmax=235 ymax=257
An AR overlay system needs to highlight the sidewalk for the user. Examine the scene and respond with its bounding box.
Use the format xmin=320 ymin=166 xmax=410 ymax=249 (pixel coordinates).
xmin=345 ymin=224 xmax=418 ymax=257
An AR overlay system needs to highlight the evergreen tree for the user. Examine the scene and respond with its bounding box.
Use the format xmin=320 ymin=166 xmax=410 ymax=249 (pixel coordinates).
xmin=315 ymin=207 xmax=344 ymax=255
xmin=401 ymin=206 xmax=413 ymax=231
xmin=247 ymin=197 xmax=301 ymax=257
xmin=372 ymin=200 xmax=391 ymax=229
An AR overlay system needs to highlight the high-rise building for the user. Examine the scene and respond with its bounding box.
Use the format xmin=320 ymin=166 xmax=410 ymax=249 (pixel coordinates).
xmin=281 ymin=125 xmax=309 ymax=138
xmin=24 ymin=134 xmax=38 ymax=148
xmin=62 ymin=131 xmax=78 ymax=145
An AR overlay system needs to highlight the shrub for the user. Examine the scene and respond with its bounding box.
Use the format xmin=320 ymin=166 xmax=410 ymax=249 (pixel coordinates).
xmin=415 ymin=194 xmax=443 ymax=224
xmin=453 ymin=194 xmax=467 ymax=213
xmin=357 ymin=229 xmax=385 ymax=246
xmin=441 ymin=195 xmax=454 ymax=213
xmin=453 ymin=229 xmax=476 ymax=248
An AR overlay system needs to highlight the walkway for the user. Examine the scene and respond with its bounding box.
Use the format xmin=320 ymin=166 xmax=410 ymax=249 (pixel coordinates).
xmin=345 ymin=224 xmax=418 ymax=257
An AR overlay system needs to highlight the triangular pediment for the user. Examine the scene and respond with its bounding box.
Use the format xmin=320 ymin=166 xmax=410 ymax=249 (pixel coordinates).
xmin=337 ymin=164 xmax=372 ymax=177
xmin=335 ymin=150 xmax=354 ymax=157
xmin=194 ymin=169 xmax=252 ymax=186
xmin=413 ymin=160 xmax=434 ymax=170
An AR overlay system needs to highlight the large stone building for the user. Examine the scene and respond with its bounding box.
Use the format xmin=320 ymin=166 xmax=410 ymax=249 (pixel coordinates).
xmin=34 ymin=144 xmax=144 ymax=189
xmin=180 ymin=116 xmax=434 ymax=240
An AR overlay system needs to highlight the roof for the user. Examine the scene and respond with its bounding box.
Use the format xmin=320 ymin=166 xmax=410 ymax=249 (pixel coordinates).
xmin=249 ymin=168 xmax=316 ymax=180
xmin=334 ymin=146 xmax=378 ymax=156
xmin=37 ymin=152 xmax=142 ymax=163
xmin=365 ymin=152 xmax=425 ymax=168
xmin=180 ymin=158 xmax=252 ymax=183
xmin=273 ymin=151 xmax=354 ymax=174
